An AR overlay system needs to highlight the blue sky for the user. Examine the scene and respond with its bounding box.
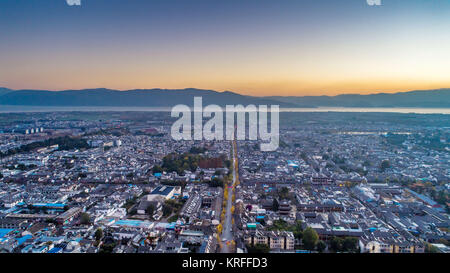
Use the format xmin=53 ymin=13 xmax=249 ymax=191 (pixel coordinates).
xmin=1 ymin=0 xmax=449 ymax=95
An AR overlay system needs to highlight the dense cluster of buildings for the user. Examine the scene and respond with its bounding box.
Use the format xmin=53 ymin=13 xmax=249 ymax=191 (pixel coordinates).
xmin=0 ymin=111 xmax=448 ymax=253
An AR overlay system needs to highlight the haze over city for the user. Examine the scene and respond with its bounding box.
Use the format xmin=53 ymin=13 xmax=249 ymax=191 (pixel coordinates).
xmin=1 ymin=0 xmax=450 ymax=96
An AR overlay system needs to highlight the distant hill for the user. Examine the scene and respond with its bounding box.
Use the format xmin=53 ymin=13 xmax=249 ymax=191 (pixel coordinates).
xmin=0 ymin=87 xmax=448 ymax=108
xmin=0 ymin=87 xmax=12 ymax=96
xmin=268 ymin=89 xmax=450 ymax=108
xmin=0 ymin=88 xmax=295 ymax=107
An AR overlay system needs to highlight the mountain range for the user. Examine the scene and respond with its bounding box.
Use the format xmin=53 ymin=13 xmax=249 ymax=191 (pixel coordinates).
xmin=267 ymin=89 xmax=450 ymax=108
xmin=0 ymin=87 xmax=448 ymax=108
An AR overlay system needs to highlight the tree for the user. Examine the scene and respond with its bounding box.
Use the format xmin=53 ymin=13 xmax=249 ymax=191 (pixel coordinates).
xmin=147 ymin=204 xmax=156 ymax=217
xmin=80 ymin=212 xmax=91 ymax=225
xmin=438 ymin=238 xmax=450 ymax=247
xmin=247 ymin=244 xmax=270 ymax=253
xmin=293 ymin=220 xmax=304 ymax=239
xmin=278 ymin=187 xmax=290 ymax=199
xmin=380 ymin=160 xmax=391 ymax=171
xmin=330 ymin=236 xmax=344 ymax=252
xmin=425 ymin=243 xmax=440 ymax=253
xmin=162 ymin=204 xmax=173 ymax=217
xmin=301 ymin=152 xmax=307 ymax=160
xmin=343 ymin=237 xmax=358 ymax=252
xmin=99 ymin=241 xmax=116 ymax=253
xmin=210 ymin=177 xmax=224 ymax=187
xmin=152 ymin=165 xmax=163 ymax=174
xmin=272 ymin=199 xmax=279 ymax=211
xmin=302 ymin=227 xmax=319 ymax=250
xmin=95 ymin=228 xmax=103 ymax=241
xmin=167 ymin=214 xmax=179 ymax=223
xmin=316 ymin=240 xmax=326 ymax=253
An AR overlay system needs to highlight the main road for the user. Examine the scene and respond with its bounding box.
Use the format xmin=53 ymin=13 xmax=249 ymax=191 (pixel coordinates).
xmin=220 ymin=140 xmax=237 ymax=253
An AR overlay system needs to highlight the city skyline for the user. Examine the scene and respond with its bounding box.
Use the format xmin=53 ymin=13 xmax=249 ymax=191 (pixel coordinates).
xmin=1 ymin=0 xmax=450 ymax=96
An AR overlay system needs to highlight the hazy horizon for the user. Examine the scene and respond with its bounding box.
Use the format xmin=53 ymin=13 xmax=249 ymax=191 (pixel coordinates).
xmin=1 ymin=86 xmax=449 ymax=98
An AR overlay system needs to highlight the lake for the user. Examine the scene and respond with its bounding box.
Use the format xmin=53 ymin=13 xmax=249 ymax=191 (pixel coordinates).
xmin=0 ymin=105 xmax=449 ymax=114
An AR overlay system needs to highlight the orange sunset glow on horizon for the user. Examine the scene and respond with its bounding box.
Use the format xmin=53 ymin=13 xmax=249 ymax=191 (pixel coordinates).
xmin=1 ymin=0 xmax=450 ymax=97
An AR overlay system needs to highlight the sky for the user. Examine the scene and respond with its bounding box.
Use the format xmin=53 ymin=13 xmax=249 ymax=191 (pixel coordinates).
xmin=0 ymin=0 xmax=450 ymax=96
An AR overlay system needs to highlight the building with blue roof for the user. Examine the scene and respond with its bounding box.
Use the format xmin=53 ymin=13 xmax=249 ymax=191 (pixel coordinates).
xmin=48 ymin=247 xmax=63 ymax=253
xmin=16 ymin=234 xmax=32 ymax=246
xmin=149 ymin=186 xmax=176 ymax=200
xmin=0 ymin=228 xmax=14 ymax=238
